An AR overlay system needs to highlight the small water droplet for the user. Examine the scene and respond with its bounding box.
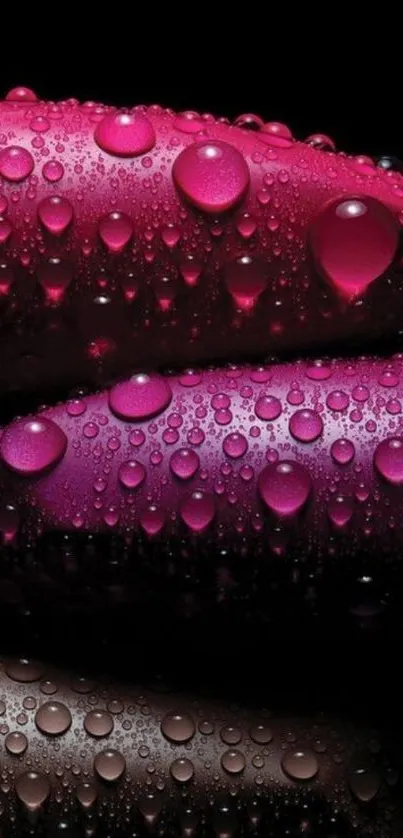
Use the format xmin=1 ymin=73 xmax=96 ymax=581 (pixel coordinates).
xmin=38 ymin=195 xmax=73 ymax=235
xmin=179 ymin=490 xmax=215 ymax=532
xmin=99 ymin=211 xmax=132 ymax=252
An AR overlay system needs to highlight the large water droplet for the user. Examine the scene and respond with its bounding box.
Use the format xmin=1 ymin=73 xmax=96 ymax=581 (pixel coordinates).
xmin=222 ymin=432 xmax=248 ymax=458
xmin=258 ymin=461 xmax=312 ymax=517
xmin=310 ymin=197 xmax=399 ymax=299
xmin=5 ymin=731 xmax=28 ymax=755
xmin=118 ymin=460 xmax=146 ymax=489
xmin=109 ymin=373 xmax=172 ymax=420
xmin=99 ymin=211 xmax=133 ymax=252
xmin=330 ymin=438 xmax=355 ymax=465
xmin=255 ymin=395 xmax=282 ymax=421
xmin=94 ymin=749 xmax=126 ymax=782
xmin=289 ymin=409 xmax=323 ymax=443
xmin=374 ymin=437 xmax=403 ymax=484
xmin=84 ymin=710 xmax=113 ymax=738
xmin=173 ymin=140 xmax=250 ymax=213
xmin=224 ymin=256 xmax=267 ymax=311
xmin=0 ymin=416 xmax=67 ymax=475
xmin=349 ymin=766 xmax=380 ymax=802
xmin=95 ymin=112 xmax=156 ymax=157
xmin=15 ymin=772 xmax=50 ymax=811
xmin=38 ymin=196 xmax=73 ymax=235
xmin=35 ymin=701 xmax=72 ymax=735
xmin=161 ymin=712 xmax=195 ymax=743
xmin=6 ymin=86 xmax=37 ymax=102
xmin=5 ymin=659 xmax=44 ymax=682
xmin=170 ymin=757 xmax=195 ymax=782
xmin=170 ymin=448 xmax=200 ymax=479
xmin=0 ymin=146 xmax=34 ymax=182
xmin=281 ymin=749 xmax=319 ymax=781
xmin=179 ymin=490 xmax=215 ymax=532
xmin=221 ymin=749 xmax=246 ymax=774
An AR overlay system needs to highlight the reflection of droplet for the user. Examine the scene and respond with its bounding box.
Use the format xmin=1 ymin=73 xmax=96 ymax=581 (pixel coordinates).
xmin=349 ymin=766 xmax=381 ymax=802
xmin=15 ymin=772 xmax=50 ymax=811
xmin=5 ymin=659 xmax=45 ymax=683
xmin=179 ymin=490 xmax=215 ymax=532
xmin=258 ymin=461 xmax=312 ymax=517
xmin=76 ymin=782 xmax=97 ymax=808
xmin=94 ymin=749 xmax=126 ymax=782
xmin=161 ymin=712 xmax=195 ymax=743
xmin=281 ymin=749 xmax=319 ymax=781
xmin=35 ymin=701 xmax=72 ymax=736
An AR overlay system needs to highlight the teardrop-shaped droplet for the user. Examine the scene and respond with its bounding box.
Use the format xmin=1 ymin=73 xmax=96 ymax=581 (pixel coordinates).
xmin=224 ymin=256 xmax=267 ymax=311
xmin=38 ymin=195 xmax=73 ymax=235
xmin=99 ymin=211 xmax=133 ymax=252
xmin=179 ymin=490 xmax=215 ymax=532
xmin=38 ymin=256 xmax=73 ymax=303
xmin=15 ymin=772 xmax=50 ymax=811
xmin=258 ymin=461 xmax=312 ymax=517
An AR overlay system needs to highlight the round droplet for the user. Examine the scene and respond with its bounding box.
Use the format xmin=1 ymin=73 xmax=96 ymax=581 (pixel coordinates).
xmin=331 ymin=438 xmax=355 ymax=465
xmin=220 ymin=725 xmax=242 ymax=745
xmin=221 ymin=749 xmax=246 ymax=774
xmin=173 ymin=140 xmax=250 ymax=213
xmin=0 ymin=416 xmax=67 ymax=475
xmin=306 ymin=133 xmax=335 ymax=151
xmin=161 ymin=712 xmax=195 ymax=743
xmin=179 ymin=490 xmax=215 ymax=532
xmin=282 ymin=749 xmax=319 ymax=781
xmin=6 ymin=86 xmax=37 ymax=102
xmin=99 ymin=211 xmax=132 ymax=252
xmin=109 ymin=373 xmax=172 ymax=420
xmin=118 ymin=460 xmax=146 ymax=489
xmin=15 ymin=772 xmax=50 ymax=811
xmin=0 ymin=146 xmax=34 ymax=182
xmin=38 ymin=256 xmax=73 ymax=303
xmin=222 ymin=432 xmax=248 ymax=458
xmin=328 ymin=494 xmax=354 ymax=528
xmin=84 ymin=710 xmax=114 ymax=738
xmin=255 ymin=395 xmax=282 ymax=421
xmin=326 ymin=390 xmax=349 ymax=411
xmin=170 ymin=757 xmax=194 ymax=783
xmin=374 ymin=437 xmax=403 ymax=484
xmin=42 ymin=160 xmax=64 ymax=182
xmin=235 ymin=113 xmax=264 ymax=131
xmin=94 ymin=748 xmax=126 ymax=782
xmin=5 ymin=659 xmax=44 ymax=682
xmin=260 ymin=122 xmax=294 ymax=148
xmin=258 ymin=461 xmax=312 ymax=517
xmin=174 ymin=112 xmax=205 ymax=134
xmin=170 ymin=448 xmax=200 ymax=479
xmin=289 ymin=409 xmax=323 ymax=443
xmin=38 ymin=196 xmax=73 ymax=235
xmin=249 ymin=723 xmax=273 ymax=745
xmin=349 ymin=766 xmax=381 ymax=803
xmin=95 ymin=112 xmax=155 ymax=156
xmin=35 ymin=701 xmax=72 ymax=736
xmin=224 ymin=256 xmax=267 ymax=311
xmin=310 ymin=197 xmax=399 ymax=299
xmin=5 ymin=731 xmax=28 ymax=755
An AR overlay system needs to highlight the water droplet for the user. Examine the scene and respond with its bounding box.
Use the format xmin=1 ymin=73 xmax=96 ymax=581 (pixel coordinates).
xmin=235 ymin=113 xmax=264 ymax=131
xmin=221 ymin=749 xmax=246 ymax=774
xmin=170 ymin=448 xmax=200 ymax=479
xmin=173 ymin=140 xmax=250 ymax=213
xmin=289 ymin=409 xmax=323 ymax=443
xmin=6 ymin=86 xmax=37 ymax=102
xmin=140 ymin=504 xmax=165 ymax=535
xmin=281 ymin=749 xmax=319 ymax=781
xmin=76 ymin=782 xmax=97 ymax=808
xmin=220 ymin=725 xmax=242 ymax=745
xmin=374 ymin=437 xmax=403 ymax=484
xmin=38 ymin=196 xmax=73 ymax=235
xmin=255 ymin=395 xmax=282 ymax=421
xmin=306 ymin=361 xmax=332 ymax=380
xmin=5 ymin=659 xmax=44 ymax=682
xmin=179 ymin=490 xmax=215 ymax=531
xmin=35 ymin=701 xmax=72 ymax=735
xmin=330 ymin=438 xmax=355 ymax=465
xmin=84 ymin=710 xmax=113 ymax=738
xmin=349 ymin=766 xmax=380 ymax=802
xmin=328 ymin=494 xmax=354 ymax=528
xmin=326 ymin=390 xmax=349 ymax=411
xmin=161 ymin=712 xmax=195 ymax=743
xmin=118 ymin=460 xmax=146 ymax=489
xmin=310 ymin=197 xmax=399 ymax=299
xmin=1 ymin=416 xmax=67 ymax=475
xmin=5 ymin=731 xmax=28 ymax=755
xmin=260 ymin=122 xmax=294 ymax=148
xmin=170 ymin=757 xmax=194 ymax=782
xmin=249 ymin=723 xmax=273 ymax=744
xmin=94 ymin=748 xmax=126 ymax=782
xmin=15 ymin=772 xmax=50 ymax=811
xmin=174 ymin=112 xmax=205 ymax=133
xmin=95 ymin=112 xmax=156 ymax=157
xmin=109 ymin=373 xmax=172 ymax=420
xmin=66 ymin=399 xmax=86 ymax=417
xmin=258 ymin=461 xmax=312 ymax=517
xmin=38 ymin=256 xmax=73 ymax=303
xmin=0 ymin=146 xmax=34 ymax=182
xmin=42 ymin=160 xmax=64 ymax=182
xmin=99 ymin=211 xmax=132 ymax=252
xmin=305 ymin=133 xmax=335 ymax=151
xmin=222 ymin=432 xmax=248 ymax=458
xmin=224 ymin=256 xmax=267 ymax=311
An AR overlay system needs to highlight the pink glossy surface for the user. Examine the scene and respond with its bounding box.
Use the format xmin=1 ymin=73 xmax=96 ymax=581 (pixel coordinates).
xmin=3 ymin=357 xmax=403 ymax=548
xmin=0 ymin=94 xmax=402 ymax=390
